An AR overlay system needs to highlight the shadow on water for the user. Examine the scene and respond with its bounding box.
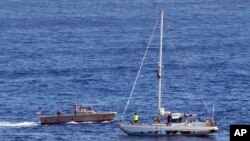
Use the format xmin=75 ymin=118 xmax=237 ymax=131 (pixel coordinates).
xmin=118 ymin=135 xmax=217 ymax=141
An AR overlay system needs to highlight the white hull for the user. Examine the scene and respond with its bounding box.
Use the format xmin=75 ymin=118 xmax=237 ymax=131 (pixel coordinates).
xmin=120 ymin=122 xmax=218 ymax=136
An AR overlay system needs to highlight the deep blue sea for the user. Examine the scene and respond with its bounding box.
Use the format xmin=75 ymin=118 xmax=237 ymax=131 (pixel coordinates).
xmin=0 ymin=0 xmax=250 ymax=141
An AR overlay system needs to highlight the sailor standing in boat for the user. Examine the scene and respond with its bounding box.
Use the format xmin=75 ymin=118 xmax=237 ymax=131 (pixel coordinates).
xmin=74 ymin=105 xmax=77 ymax=115
xmin=133 ymin=113 xmax=139 ymax=124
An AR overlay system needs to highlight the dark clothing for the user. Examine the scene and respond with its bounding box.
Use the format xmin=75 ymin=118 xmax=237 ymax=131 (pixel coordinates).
xmin=57 ymin=110 xmax=61 ymax=116
xmin=179 ymin=117 xmax=183 ymax=123
xmin=74 ymin=106 xmax=77 ymax=115
xmin=156 ymin=70 xmax=161 ymax=79
xmin=167 ymin=114 xmax=172 ymax=126
xmin=155 ymin=116 xmax=161 ymax=123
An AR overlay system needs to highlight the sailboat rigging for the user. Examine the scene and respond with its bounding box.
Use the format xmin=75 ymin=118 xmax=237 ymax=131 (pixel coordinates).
xmin=119 ymin=10 xmax=218 ymax=136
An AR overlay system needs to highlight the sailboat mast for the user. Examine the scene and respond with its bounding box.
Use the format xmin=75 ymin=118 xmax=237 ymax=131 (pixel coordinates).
xmin=158 ymin=11 xmax=164 ymax=115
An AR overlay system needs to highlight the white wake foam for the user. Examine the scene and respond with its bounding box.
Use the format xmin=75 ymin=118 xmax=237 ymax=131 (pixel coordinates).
xmin=101 ymin=120 xmax=112 ymax=123
xmin=66 ymin=120 xmax=112 ymax=124
xmin=67 ymin=121 xmax=94 ymax=124
xmin=0 ymin=121 xmax=38 ymax=127
xmin=67 ymin=121 xmax=79 ymax=124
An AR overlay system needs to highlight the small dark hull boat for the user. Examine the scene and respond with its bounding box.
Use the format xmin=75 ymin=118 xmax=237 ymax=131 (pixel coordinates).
xmin=40 ymin=109 xmax=116 ymax=125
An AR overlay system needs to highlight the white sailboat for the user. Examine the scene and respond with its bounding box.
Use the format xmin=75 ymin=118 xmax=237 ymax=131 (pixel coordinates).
xmin=119 ymin=11 xmax=218 ymax=136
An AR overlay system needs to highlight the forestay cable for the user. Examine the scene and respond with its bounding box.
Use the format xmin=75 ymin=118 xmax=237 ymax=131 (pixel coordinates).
xmin=121 ymin=17 xmax=159 ymax=120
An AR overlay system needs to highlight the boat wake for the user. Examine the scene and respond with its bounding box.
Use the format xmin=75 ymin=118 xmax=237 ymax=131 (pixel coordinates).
xmin=0 ymin=121 xmax=38 ymax=127
xmin=101 ymin=120 xmax=113 ymax=124
xmin=67 ymin=121 xmax=94 ymax=124
xmin=67 ymin=121 xmax=80 ymax=124
xmin=66 ymin=120 xmax=113 ymax=124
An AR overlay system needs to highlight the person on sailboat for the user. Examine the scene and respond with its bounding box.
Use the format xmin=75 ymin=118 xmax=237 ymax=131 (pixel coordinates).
xmin=133 ymin=113 xmax=139 ymax=124
xmin=167 ymin=113 xmax=172 ymax=126
xmin=154 ymin=116 xmax=161 ymax=123
xmin=156 ymin=69 xmax=161 ymax=79
xmin=178 ymin=116 xmax=183 ymax=123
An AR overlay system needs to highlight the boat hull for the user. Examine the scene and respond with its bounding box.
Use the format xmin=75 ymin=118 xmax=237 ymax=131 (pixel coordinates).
xmin=119 ymin=123 xmax=218 ymax=136
xmin=40 ymin=112 xmax=116 ymax=125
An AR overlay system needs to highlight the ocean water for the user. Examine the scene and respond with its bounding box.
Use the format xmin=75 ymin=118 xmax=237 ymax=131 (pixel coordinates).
xmin=0 ymin=0 xmax=249 ymax=141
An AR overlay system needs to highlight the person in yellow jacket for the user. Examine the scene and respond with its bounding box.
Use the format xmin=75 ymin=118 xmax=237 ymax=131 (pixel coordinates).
xmin=133 ymin=113 xmax=139 ymax=123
